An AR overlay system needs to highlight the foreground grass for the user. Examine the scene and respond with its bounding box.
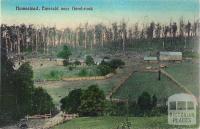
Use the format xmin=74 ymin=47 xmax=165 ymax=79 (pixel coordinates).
xmin=165 ymin=61 xmax=199 ymax=96
xmin=113 ymin=72 xmax=185 ymax=103
xmin=53 ymin=116 xmax=198 ymax=129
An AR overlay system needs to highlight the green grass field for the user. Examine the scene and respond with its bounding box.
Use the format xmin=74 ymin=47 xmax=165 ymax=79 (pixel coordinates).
xmin=165 ymin=61 xmax=199 ymax=96
xmin=34 ymin=65 xmax=99 ymax=81
xmin=53 ymin=116 xmax=199 ymax=129
xmin=112 ymin=72 xmax=186 ymax=102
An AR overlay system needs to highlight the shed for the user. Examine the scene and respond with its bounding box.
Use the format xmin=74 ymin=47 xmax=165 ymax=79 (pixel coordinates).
xmin=159 ymin=52 xmax=182 ymax=61
xmin=144 ymin=56 xmax=158 ymax=62
xmin=79 ymin=59 xmax=85 ymax=66
xmin=56 ymin=58 xmax=65 ymax=66
xmin=94 ymin=58 xmax=103 ymax=65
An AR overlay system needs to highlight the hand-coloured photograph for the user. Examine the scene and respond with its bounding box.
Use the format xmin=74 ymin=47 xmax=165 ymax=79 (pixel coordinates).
xmin=0 ymin=0 xmax=199 ymax=129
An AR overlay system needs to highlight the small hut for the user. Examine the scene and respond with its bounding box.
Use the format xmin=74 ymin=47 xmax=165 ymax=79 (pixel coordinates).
xmin=144 ymin=56 xmax=158 ymax=63
xmin=94 ymin=58 xmax=103 ymax=65
xmin=56 ymin=58 xmax=65 ymax=66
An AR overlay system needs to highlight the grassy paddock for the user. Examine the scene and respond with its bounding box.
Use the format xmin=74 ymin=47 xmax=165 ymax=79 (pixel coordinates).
xmin=165 ymin=61 xmax=199 ymax=96
xmin=112 ymin=72 xmax=186 ymax=103
xmin=34 ymin=65 xmax=100 ymax=81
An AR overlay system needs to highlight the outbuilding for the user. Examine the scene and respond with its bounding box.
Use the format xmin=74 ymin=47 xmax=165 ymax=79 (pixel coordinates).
xmin=144 ymin=56 xmax=158 ymax=63
xmin=159 ymin=52 xmax=182 ymax=61
xmin=56 ymin=58 xmax=65 ymax=66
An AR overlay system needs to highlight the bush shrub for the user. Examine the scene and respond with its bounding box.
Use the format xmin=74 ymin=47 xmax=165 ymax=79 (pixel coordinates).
xmin=31 ymin=87 xmax=55 ymax=115
xmin=78 ymin=69 xmax=87 ymax=76
xmin=97 ymin=65 xmax=113 ymax=76
xmin=57 ymin=45 xmax=72 ymax=60
xmin=137 ymin=92 xmax=152 ymax=115
xmin=60 ymin=85 xmax=105 ymax=116
xmin=74 ymin=60 xmax=81 ymax=66
xmin=60 ymin=89 xmax=82 ymax=113
xmin=47 ymin=70 xmax=63 ymax=80
xmin=79 ymin=85 xmax=106 ymax=116
xmin=85 ymin=55 xmax=95 ymax=65
xmin=104 ymin=92 xmax=162 ymax=117
xmin=109 ymin=59 xmax=125 ymax=69
xmin=63 ymin=59 xmax=70 ymax=66
xmin=100 ymin=58 xmax=125 ymax=70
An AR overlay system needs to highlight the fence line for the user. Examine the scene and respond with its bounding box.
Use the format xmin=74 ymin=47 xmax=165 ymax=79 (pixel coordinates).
xmin=107 ymin=70 xmax=136 ymax=99
xmin=62 ymin=73 xmax=114 ymax=81
xmin=26 ymin=114 xmax=51 ymax=120
xmin=42 ymin=112 xmax=78 ymax=129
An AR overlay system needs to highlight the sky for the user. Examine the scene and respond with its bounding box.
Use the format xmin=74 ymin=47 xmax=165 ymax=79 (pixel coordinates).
xmin=1 ymin=0 xmax=199 ymax=29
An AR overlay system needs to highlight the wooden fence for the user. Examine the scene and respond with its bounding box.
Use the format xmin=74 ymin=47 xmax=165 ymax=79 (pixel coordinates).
xmin=62 ymin=73 xmax=114 ymax=81
xmin=25 ymin=114 xmax=51 ymax=119
xmin=62 ymin=114 xmax=79 ymax=120
xmin=42 ymin=112 xmax=79 ymax=129
xmin=109 ymin=98 xmax=128 ymax=103
xmin=107 ymin=71 xmax=136 ymax=99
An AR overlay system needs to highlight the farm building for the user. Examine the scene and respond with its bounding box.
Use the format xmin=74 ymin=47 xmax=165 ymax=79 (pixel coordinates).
xmin=144 ymin=56 xmax=158 ymax=62
xmin=94 ymin=58 xmax=103 ymax=65
xmin=159 ymin=52 xmax=182 ymax=61
xmin=56 ymin=58 xmax=65 ymax=66
xmin=78 ymin=59 xmax=86 ymax=66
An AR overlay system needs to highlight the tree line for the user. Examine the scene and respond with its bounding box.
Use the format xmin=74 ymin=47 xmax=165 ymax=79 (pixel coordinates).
xmin=1 ymin=18 xmax=199 ymax=57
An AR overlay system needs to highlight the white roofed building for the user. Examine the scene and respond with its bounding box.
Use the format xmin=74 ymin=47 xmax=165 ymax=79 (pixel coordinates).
xmin=159 ymin=52 xmax=182 ymax=61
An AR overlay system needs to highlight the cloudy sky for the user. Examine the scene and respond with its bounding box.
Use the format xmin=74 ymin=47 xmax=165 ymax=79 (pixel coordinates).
xmin=1 ymin=0 xmax=199 ymax=29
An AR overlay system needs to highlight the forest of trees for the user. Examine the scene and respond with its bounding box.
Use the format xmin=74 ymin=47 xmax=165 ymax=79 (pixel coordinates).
xmin=1 ymin=18 xmax=199 ymax=58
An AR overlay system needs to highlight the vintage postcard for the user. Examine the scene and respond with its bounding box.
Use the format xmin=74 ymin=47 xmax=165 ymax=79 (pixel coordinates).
xmin=0 ymin=0 xmax=199 ymax=129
